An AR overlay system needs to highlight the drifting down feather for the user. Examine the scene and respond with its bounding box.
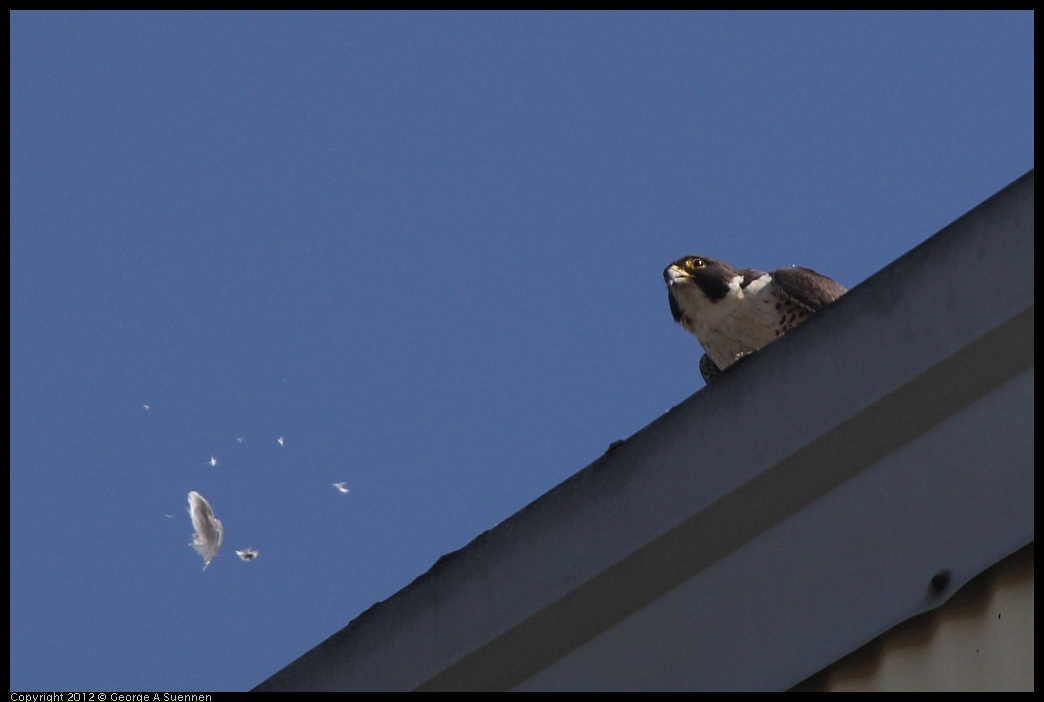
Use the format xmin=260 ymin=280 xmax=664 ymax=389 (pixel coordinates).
xmin=188 ymin=491 xmax=223 ymax=570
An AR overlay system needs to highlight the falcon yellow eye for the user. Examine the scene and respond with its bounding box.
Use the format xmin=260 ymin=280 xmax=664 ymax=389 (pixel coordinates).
xmin=687 ymin=257 xmax=706 ymax=269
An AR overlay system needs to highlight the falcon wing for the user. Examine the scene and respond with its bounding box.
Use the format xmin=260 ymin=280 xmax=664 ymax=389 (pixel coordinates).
xmin=771 ymin=266 xmax=847 ymax=312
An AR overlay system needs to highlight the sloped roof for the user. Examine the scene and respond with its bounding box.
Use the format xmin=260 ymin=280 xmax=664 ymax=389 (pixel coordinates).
xmin=256 ymin=170 xmax=1034 ymax=691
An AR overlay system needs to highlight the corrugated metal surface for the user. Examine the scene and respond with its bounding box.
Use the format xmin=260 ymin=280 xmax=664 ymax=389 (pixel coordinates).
xmin=795 ymin=543 xmax=1034 ymax=691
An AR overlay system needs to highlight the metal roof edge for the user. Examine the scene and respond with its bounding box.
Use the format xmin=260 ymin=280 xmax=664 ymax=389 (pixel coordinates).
xmin=255 ymin=169 xmax=1034 ymax=691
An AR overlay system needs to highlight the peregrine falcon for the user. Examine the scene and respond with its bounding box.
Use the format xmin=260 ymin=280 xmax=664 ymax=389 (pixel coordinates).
xmin=664 ymin=255 xmax=847 ymax=384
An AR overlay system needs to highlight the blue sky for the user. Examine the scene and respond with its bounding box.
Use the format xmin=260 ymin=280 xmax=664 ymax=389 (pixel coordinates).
xmin=10 ymin=12 xmax=1033 ymax=692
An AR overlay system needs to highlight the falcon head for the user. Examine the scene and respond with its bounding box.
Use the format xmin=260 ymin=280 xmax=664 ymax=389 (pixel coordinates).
xmin=663 ymin=255 xmax=767 ymax=329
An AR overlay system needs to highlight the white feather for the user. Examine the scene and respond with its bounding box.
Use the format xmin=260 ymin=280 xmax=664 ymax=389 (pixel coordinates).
xmin=187 ymin=491 xmax=223 ymax=570
xmin=235 ymin=548 xmax=258 ymax=561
